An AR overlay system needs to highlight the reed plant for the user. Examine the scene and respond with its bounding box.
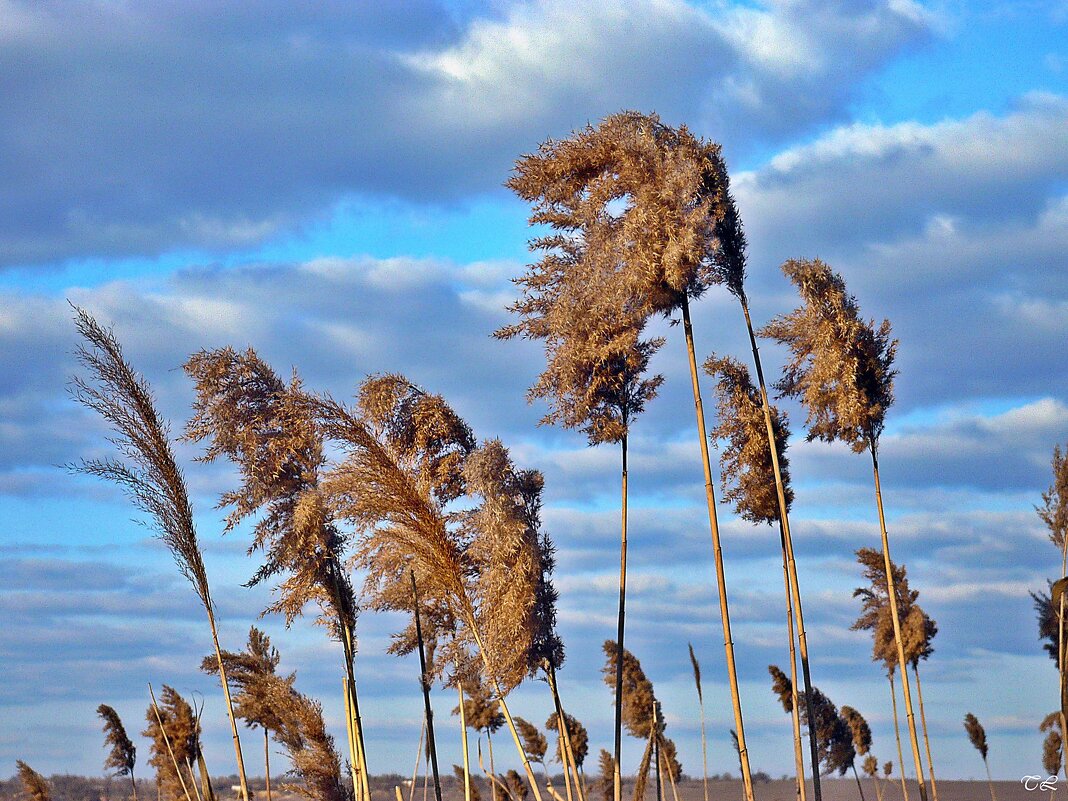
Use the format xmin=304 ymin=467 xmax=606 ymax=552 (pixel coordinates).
xmin=763 ymin=260 xmax=928 ymax=801
xmin=69 ymin=309 xmax=249 ymax=801
xmin=963 ymin=714 xmax=995 ymax=801
xmin=98 ymin=704 xmax=138 ymax=801
xmin=16 ymin=762 xmax=51 ymax=801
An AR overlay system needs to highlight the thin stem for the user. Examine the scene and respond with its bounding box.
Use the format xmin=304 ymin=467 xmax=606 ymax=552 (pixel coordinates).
xmin=410 ymin=571 xmax=443 ymax=801
xmin=696 ymin=690 xmax=710 ymax=801
xmin=264 ymin=728 xmax=272 ymax=801
xmin=681 ymin=296 xmax=755 ymax=801
xmin=614 ymin=436 xmax=629 ymax=801
xmin=1059 ymin=538 xmax=1068 ymax=782
xmin=983 ymin=759 xmax=996 ymax=801
xmin=148 ymin=685 xmax=194 ymax=801
xmin=911 ymin=664 xmax=938 ymax=801
xmin=851 ymin=764 xmax=866 ymax=801
xmin=779 ymin=524 xmax=807 ymax=801
xmin=344 ymin=678 xmax=363 ymax=801
xmin=546 ymin=664 xmax=580 ymax=801
xmin=889 ymin=674 xmax=908 ymax=801
xmin=206 ymin=609 xmax=250 ymax=801
xmin=409 ymin=714 xmax=427 ymax=801
xmin=458 ymin=684 xmax=472 ymax=801
xmin=653 ymin=705 xmax=662 ymax=801
xmin=871 ymin=449 xmax=929 ymax=801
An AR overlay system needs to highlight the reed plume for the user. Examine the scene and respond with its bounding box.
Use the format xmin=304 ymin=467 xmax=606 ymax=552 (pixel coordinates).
xmin=687 ymin=644 xmax=709 ymax=801
xmin=16 ymin=761 xmax=51 ymax=801
xmin=452 ymin=766 xmax=481 ymax=801
xmin=841 ymin=707 xmax=872 ymax=801
xmin=546 ymin=712 xmax=588 ymax=773
xmin=963 ymin=714 xmax=995 ymax=801
xmin=601 ymin=641 xmax=682 ymax=801
xmin=707 ymin=355 xmax=808 ymax=800
xmin=762 ymin=263 xmax=928 ymax=801
xmin=861 ymin=756 xmax=882 ymax=801
xmin=98 ymin=704 xmax=138 ymax=801
xmin=768 ymin=668 xmax=856 ymax=781
xmin=319 ymin=378 xmax=550 ymax=801
xmin=506 ymin=771 xmax=530 ymax=801
xmin=143 ymin=686 xmax=202 ymax=801
xmin=184 ymin=348 xmax=367 ymax=796
xmin=597 ymin=751 xmax=614 ymax=801
xmin=1042 ymin=712 xmax=1063 ymax=776
xmin=69 ymin=308 xmax=249 ymax=800
xmin=503 ymin=111 xmax=759 ymax=801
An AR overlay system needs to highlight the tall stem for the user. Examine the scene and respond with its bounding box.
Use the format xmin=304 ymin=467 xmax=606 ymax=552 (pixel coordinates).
xmin=742 ymin=301 xmax=819 ymax=801
xmin=458 ymin=684 xmax=473 ymax=801
xmin=653 ymin=705 xmax=662 ymax=801
xmin=410 ymin=571 xmax=444 ymax=801
xmin=889 ymin=674 xmax=908 ymax=801
xmin=778 ymin=524 xmax=807 ymax=801
xmin=681 ymin=296 xmax=755 ymax=801
xmin=871 ymin=449 xmax=929 ymax=801
xmin=130 ymin=773 xmax=139 ymax=801
xmin=148 ymin=684 xmax=194 ymax=801
xmin=264 ymin=728 xmax=272 ymax=801
xmin=983 ymin=759 xmax=996 ymax=801
xmin=911 ymin=664 xmax=937 ymax=801
xmin=546 ymin=664 xmax=581 ymax=801
xmin=333 ymin=562 xmax=371 ymax=801
xmin=614 ymin=436 xmax=629 ymax=801
xmin=851 ymin=764 xmax=866 ymax=801
xmin=344 ymin=678 xmax=363 ymax=801
xmin=696 ymin=689 xmax=710 ymax=801
xmin=205 ymin=609 xmax=250 ymax=801
xmin=410 ymin=715 xmax=427 ymax=801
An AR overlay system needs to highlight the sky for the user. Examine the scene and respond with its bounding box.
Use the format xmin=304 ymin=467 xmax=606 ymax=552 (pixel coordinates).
xmin=2 ymin=0 xmax=1068 ymax=785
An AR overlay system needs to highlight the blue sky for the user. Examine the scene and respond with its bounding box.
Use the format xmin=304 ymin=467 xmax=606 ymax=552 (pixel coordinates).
xmin=2 ymin=0 xmax=1068 ymax=785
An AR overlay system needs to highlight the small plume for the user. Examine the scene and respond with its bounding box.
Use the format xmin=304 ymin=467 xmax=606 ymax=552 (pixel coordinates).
xmin=202 ymin=627 xmax=289 ymax=734
xmin=688 ymin=643 xmax=703 ymax=704
xmin=883 ymin=762 xmax=893 ymax=778
xmin=704 ymin=354 xmax=793 ymax=524
xmin=70 ymin=307 xmax=212 ymax=610
xmin=1039 ymin=444 xmax=1068 ymax=550
xmin=143 ymin=686 xmax=202 ymax=801
xmin=840 ymin=707 xmax=872 ymax=757
xmin=16 ymin=761 xmax=51 ymax=801
xmin=456 ymin=682 xmax=504 ymax=734
xmin=1032 ymin=586 xmax=1068 ymax=664
xmin=545 ymin=712 xmax=588 ymax=769
xmin=760 ymin=259 xmax=897 ymax=454
xmin=514 ymin=718 xmax=548 ymax=762
xmin=861 ymin=755 xmax=878 ymax=779
xmin=767 ymin=665 xmax=793 ymax=713
xmin=452 ymin=766 xmax=481 ymax=801
xmin=964 ymin=713 xmax=989 ymax=760
xmin=597 ymin=750 xmax=615 ymax=801
xmin=505 ymin=770 xmax=528 ymax=801
xmin=97 ymin=704 xmax=136 ymax=776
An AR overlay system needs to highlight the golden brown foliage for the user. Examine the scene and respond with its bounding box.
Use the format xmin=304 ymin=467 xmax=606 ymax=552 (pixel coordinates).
xmin=853 ymin=548 xmax=936 ymax=672
xmin=687 ymin=643 xmax=702 ymax=705
xmin=456 ymin=682 xmax=505 ymax=734
xmin=1040 ymin=445 xmax=1068 ymax=550
xmin=841 ymin=707 xmax=873 ymax=757
xmin=861 ymin=755 xmax=878 ymax=779
xmin=500 ymin=111 xmax=738 ymax=446
xmin=143 ymin=686 xmax=201 ymax=801
xmin=97 ymin=704 xmax=136 ymax=777
xmin=202 ymin=627 xmax=288 ymax=734
xmin=546 ymin=712 xmax=589 ymax=769
xmin=1032 ymin=586 xmax=1067 ymax=664
xmin=768 ymin=665 xmax=794 ymax=713
xmin=70 ymin=307 xmax=212 ymax=610
xmin=963 ymin=713 xmax=989 ymax=761
xmin=596 ymin=751 xmax=614 ymax=801
xmin=705 ymin=355 xmax=793 ymax=524
xmin=513 ymin=718 xmax=548 ymax=763
xmin=15 ymin=762 xmax=51 ymax=801
xmin=184 ymin=348 xmax=356 ymax=632
xmin=452 ymin=766 xmax=481 ymax=801
xmin=505 ymin=771 xmax=528 ymax=801
xmin=760 ymin=259 xmax=897 ymax=454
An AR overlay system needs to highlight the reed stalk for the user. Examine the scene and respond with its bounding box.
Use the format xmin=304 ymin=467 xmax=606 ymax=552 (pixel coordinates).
xmin=148 ymin=685 xmax=194 ymax=801
xmin=459 ymin=685 xmax=473 ymax=801
xmin=411 ymin=571 xmax=443 ymax=801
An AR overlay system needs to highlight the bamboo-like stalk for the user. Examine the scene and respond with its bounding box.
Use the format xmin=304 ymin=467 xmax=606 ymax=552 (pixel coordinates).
xmin=196 ymin=752 xmax=215 ymax=801
xmin=344 ymin=678 xmax=363 ymax=801
xmin=459 ymin=685 xmax=473 ymax=801
xmin=487 ymin=731 xmax=499 ymax=801
xmin=652 ymin=705 xmax=662 ymax=801
xmin=888 ymin=675 xmax=908 ymax=801
xmin=680 ymin=297 xmax=754 ymax=801
xmin=872 ymin=451 xmax=929 ymax=801
xmin=410 ymin=572 xmax=443 ymax=801
xmin=207 ymin=617 xmax=252 ymax=801
xmin=911 ymin=665 xmax=937 ymax=801
xmin=777 ymin=525 xmax=807 ymax=801
xmin=551 ymin=662 xmax=585 ymax=801
xmin=613 ymin=436 xmax=629 ymax=801
xmin=148 ymin=685 xmax=195 ymax=801
xmin=264 ymin=728 xmax=272 ymax=801
xmin=659 ymin=746 xmax=681 ymax=801
xmin=336 ymin=578 xmax=371 ymax=801
xmin=478 ymin=739 xmax=514 ymax=801
xmin=545 ymin=667 xmax=578 ymax=801
xmin=409 ymin=715 xmax=427 ymax=801
xmin=983 ymin=760 xmax=996 ymax=801
xmin=741 ymin=301 xmax=820 ymax=801
xmin=185 ymin=761 xmax=204 ymax=801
